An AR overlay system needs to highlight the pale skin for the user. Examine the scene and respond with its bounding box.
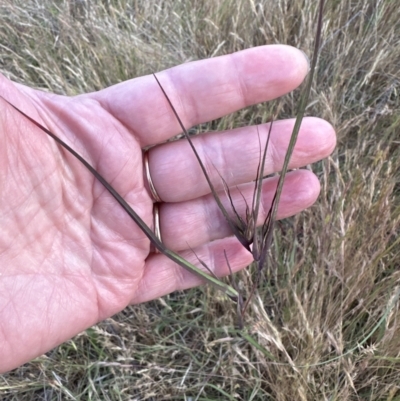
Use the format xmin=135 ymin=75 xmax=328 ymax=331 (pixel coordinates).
xmin=0 ymin=45 xmax=336 ymax=373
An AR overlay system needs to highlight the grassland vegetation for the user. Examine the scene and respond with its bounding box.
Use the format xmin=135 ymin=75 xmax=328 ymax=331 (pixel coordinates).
xmin=0 ymin=0 xmax=399 ymax=399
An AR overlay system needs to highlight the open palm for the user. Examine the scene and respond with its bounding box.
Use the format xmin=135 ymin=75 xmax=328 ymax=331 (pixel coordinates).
xmin=0 ymin=45 xmax=335 ymax=372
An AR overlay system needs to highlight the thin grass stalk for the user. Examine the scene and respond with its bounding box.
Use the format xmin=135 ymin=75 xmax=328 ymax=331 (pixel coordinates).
xmin=266 ymin=0 xmax=325 ymax=230
xmin=0 ymin=96 xmax=239 ymax=301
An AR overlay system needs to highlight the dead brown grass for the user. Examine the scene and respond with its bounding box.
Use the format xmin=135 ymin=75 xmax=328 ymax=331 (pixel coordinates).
xmin=0 ymin=0 xmax=399 ymax=400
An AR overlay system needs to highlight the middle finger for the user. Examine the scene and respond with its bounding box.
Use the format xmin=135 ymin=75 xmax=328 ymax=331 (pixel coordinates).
xmin=145 ymin=116 xmax=335 ymax=202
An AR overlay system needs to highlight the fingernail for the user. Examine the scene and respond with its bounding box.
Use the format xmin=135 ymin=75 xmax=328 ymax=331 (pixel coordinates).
xmin=299 ymin=49 xmax=311 ymax=73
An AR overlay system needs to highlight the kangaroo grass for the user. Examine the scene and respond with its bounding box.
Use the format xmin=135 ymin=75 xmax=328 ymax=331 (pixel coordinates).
xmin=154 ymin=0 xmax=325 ymax=326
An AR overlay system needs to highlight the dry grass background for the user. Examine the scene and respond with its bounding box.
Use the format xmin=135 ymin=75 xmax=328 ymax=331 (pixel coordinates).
xmin=0 ymin=0 xmax=399 ymax=400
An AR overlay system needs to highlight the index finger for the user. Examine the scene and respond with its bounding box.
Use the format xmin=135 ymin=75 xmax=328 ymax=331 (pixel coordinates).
xmin=91 ymin=45 xmax=309 ymax=147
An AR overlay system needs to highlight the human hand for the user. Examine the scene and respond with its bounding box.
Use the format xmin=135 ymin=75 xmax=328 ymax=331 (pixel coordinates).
xmin=0 ymin=45 xmax=335 ymax=372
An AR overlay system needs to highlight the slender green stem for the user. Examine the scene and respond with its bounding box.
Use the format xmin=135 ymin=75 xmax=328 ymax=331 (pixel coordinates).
xmin=268 ymin=0 xmax=325 ymax=225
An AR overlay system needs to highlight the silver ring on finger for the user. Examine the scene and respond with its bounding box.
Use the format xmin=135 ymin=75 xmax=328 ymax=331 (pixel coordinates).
xmin=143 ymin=149 xmax=162 ymax=203
xmin=152 ymin=203 xmax=162 ymax=254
